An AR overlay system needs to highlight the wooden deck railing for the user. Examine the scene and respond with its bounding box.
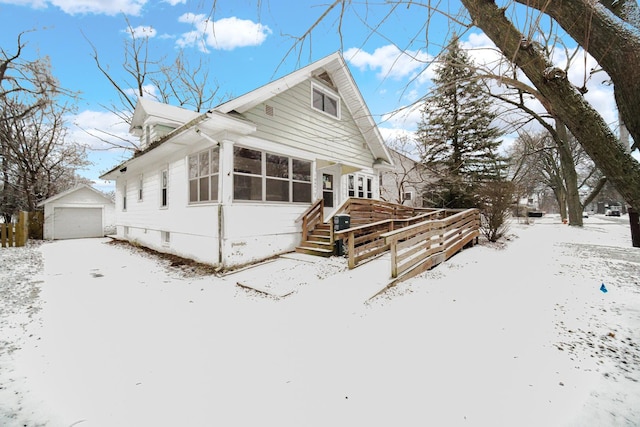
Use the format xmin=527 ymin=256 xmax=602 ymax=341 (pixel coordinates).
xmin=334 ymin=208 xmax=446 ymax=268
xmin=335 ymin=198 xmax=431 ymax=226
xmin=382 ymin=208 xmax=480 ymax=284
xmin=297 ymin=198 xmax=479 ymax=283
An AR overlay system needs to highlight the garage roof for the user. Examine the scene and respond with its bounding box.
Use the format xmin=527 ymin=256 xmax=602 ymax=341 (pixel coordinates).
xmin=37 ymin=184 xmax=114 ymax=207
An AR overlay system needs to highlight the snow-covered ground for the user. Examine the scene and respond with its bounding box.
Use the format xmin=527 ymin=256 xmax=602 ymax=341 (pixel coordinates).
xmin=1 ymin=214 xmax=639 ymax=426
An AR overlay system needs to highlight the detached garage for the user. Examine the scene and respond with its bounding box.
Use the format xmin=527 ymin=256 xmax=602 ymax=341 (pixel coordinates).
xmin=38 ymin=184 xmax=115 ymax=240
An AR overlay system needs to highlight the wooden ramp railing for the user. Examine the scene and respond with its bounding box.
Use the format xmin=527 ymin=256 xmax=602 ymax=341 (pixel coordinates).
xmin=334 ymin=209 xmax=446 ymax=268
xmin=382 ymin=208 xmax=480 ymax=285
xmin=296 ymin=198 xmax=480 ymax=286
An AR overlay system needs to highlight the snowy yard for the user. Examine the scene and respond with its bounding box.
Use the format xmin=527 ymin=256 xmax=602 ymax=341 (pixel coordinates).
xmin=1 ymin=214 xmax=639 ymax=426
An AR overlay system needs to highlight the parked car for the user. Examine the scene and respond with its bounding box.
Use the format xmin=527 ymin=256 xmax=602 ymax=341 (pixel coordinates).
xmin=606 ymin=205 xmax=621 ymax=216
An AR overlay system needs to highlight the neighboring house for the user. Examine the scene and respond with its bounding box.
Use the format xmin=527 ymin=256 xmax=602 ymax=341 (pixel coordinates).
xmin=100 ymin=52 xmax=394 ymax=269
xmin=38 ymin=184 xmax=115 ymax=240
xmin=380 ymin=148 xmax=433 ymax=208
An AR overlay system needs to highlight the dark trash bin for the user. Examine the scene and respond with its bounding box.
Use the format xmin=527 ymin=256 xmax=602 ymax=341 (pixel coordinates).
xmin=333 ymin=214 xmax=351 ymax=256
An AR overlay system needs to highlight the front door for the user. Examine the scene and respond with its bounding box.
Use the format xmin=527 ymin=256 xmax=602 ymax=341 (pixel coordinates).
xmin=318 ymin=165 xmax=341 ymax=219
xmin=322 ymin=173 xmax=334 ymax=209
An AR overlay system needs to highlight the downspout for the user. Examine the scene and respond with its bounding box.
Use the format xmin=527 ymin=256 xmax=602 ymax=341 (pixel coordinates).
xmin=218 ymin=203 xmax=223 ymax=266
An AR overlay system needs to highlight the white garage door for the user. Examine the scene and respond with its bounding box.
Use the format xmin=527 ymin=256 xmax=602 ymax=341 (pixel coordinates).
xmin=54 ymin=207 xmax=103 ymax=239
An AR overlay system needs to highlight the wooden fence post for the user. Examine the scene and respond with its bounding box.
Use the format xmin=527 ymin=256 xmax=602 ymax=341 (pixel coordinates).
xmin=0 ymin=223 xmax=7 ymax=247
xmin=17 ymin=211 xmax=29 ymax=247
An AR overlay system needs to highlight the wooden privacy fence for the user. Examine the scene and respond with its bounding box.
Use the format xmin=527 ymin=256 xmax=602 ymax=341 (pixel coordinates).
xmin=382 ymin=208 xmax=480 ymax=284
xmin=1 ymin=211 xmax=29 ymax=248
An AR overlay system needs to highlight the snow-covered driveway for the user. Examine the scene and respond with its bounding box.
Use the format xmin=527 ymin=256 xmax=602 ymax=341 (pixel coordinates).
xmin=1 ymin=215 xmax=640 ymax=426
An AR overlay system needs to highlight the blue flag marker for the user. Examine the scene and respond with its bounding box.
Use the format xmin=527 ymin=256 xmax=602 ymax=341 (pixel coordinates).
xmin=600 ymin=283 xmax=608 ymax=293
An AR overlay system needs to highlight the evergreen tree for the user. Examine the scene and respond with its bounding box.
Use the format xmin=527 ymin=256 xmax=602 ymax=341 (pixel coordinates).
xmin=416 ymin=35 xmax=505 ymax=208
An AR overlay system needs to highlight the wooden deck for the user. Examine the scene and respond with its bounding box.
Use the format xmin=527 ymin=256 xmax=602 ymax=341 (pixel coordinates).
xmin=297 ymin=198 xmax=480 ymax=285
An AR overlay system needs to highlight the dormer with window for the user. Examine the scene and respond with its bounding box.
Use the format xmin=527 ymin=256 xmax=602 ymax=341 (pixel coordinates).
xmin=140 ymin=123 xmax=178 ymax=150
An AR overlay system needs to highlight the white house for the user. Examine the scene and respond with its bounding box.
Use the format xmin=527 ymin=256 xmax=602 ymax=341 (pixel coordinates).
xmin=380 ymin=148 xmax=434 ymax=208
xmin=38 ymin=184 xmax=115 ymax=240
xmin=100 ymin=52 xmax=394 ymax=268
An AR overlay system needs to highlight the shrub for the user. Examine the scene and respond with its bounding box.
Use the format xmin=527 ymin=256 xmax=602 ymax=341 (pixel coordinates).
xmin=477 ymin=180 xmax=515 ymax=242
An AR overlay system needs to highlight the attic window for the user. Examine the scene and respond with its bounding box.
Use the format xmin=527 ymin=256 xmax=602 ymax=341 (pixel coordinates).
xmin=312 ymin=85 xmax=339 ymax=118
xmin=316 ymin=71 xmax=336 ymax=89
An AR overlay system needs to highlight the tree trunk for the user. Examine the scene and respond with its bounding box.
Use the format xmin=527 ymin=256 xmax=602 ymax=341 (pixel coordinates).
xmin=514 ymin=0 xmax=640 ymax=152
xmin=554 ymin=186 xmax=567 ymax=222
xmin=582 ymin=176 xmax=608 ymax=210
xmin=556 ymin=121 xmax=582 ymax=226
xmin=629 ymin=208 xmax=640 ymax=248
xmin=461 ymin=0 xmax=640 ymax=235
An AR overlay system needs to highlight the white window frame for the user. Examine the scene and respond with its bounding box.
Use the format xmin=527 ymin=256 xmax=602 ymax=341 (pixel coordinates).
xmin=138 ymin=174 xmax=143 ymax=202
xmin=122 ymin=181 xmax=127 ymax=211
xmin=161 ymin=231 xmax=170 ymax=246
xmin=403 ymin=191 xmax=413 ymax=202
xmin=188 ymin=147 xmax=220 ymax=204
xmin=232 ymin=146 xmax=312 ymax=203
xmin=348 ymin=173 xmax=374 ymax=199
xmin=160 ymin=168 xmax=168 ymax=208
xmin=311 ymin=84 xmax=340 ymax=119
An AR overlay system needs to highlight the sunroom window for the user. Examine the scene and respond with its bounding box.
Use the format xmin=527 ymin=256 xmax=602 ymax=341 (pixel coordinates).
xmin=233 ymin=147 xmax=311 ymax=203
xmin=189 ymin=147 xmax=219 ymax=203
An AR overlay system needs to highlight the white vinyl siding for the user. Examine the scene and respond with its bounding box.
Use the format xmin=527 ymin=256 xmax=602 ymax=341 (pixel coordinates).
xmin=240 ymin=80 xmax=374 ymax=168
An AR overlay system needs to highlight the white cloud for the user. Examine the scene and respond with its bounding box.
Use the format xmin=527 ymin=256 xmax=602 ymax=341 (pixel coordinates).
xmin=0 ymin=0 xmax=48 ymax=8
xmin=123 ymin=84 xmax=159 ymax=101
xmin=380 ymin=102 xmax=423 ymax=131
xmin=8 ymin=0 xmax=148 ymax=15
xmin=176 ymin=13 xmax=271 ymax=52
xmin=125 ymin=25 xmax=157 ymax=39
xmin=69 ymin=110 xmax=133 ymax=150
xmin=163 ymin=0 xmax=184 ymax=5
xmin=345 ymin=45 xmax=433 ymax=82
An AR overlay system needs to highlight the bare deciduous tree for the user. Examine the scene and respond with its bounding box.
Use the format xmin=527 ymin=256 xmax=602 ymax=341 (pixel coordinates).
xmin=282 ymin=0 xmax=640 ymax=244
xmin=86 ymin=16 xmax=222 ymax=152
xmin=1 ymin=32 xmax=87 ymax=221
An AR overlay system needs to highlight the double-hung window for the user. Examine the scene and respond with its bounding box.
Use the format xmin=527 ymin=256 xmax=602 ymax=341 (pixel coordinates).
xmin=189 ymin=147 xmax=219 ymax=203
xmin=233 ymin=147 xmax=311 ymax=203
xmin=123 ymin=182 xmax=127 ymax=211
xmin=138 ymin=175 xmax=143 ymax=201
xmin=160 ymin=168 xmax=168 ymax=207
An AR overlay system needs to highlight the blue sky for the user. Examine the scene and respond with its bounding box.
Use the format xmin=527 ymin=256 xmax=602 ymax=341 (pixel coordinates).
xmin=0 ymin=0 xmax=622 ymax=193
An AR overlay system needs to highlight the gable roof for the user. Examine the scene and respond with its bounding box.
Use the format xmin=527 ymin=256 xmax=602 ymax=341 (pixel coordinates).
xmin=101 ymin=51 xmax=392 ymax=180
xmin=130 ymin=97 xmax=203 ymax=135
xmin=215 ymin=51 xmax=392 ymax=166
xmin=37 ymin=184 xmax=114 ymax=207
